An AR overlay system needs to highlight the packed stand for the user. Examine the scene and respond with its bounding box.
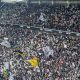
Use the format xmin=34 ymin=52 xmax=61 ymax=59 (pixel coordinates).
xmin=0 ymin=3 xmax=80 ymax=32
xmin=0 ymin=25 xmax=80 ymax=80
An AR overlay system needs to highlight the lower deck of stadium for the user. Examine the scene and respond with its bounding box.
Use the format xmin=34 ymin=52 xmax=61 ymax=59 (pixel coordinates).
xmin=0 ymin=24 xmax=80 ymax=80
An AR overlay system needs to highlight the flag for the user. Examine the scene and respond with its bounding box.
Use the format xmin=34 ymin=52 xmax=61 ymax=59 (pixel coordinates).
xmin=15 ymin=50 xmax=26 ymax=58
xmin=0 ymin=40 xmax=11 ymax=48
xmin=27 ymin=56 xmax=38 ymax=68
xmin=39 ymin=13 xmax=46 ymax=22
xmin=2 ymin=68 xmax=7 ymax=77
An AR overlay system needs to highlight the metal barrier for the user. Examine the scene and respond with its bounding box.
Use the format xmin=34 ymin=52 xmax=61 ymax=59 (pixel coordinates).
xmin=0 ymin=23 xmax=80 ymax=37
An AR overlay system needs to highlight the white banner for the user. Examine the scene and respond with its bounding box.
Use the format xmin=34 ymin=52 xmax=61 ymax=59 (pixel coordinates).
xmin=1 ymin=0 xmax=24 ymax=3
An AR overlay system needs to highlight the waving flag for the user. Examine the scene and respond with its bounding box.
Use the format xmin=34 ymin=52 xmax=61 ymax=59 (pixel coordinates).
xmin=39 ymin=13 xmax=46 ymax=22
xmin=27 ymin=56 xmax=38 ymax=68
xmin=15 ymin=50 xmax=26 ymax=58
xmin=0 ymin=38 xmax=11 ymax=48
xmin=2 ymin=68 xmax=7 ymax=78
xmin=0 ymin=37 xmax=11 ymax=48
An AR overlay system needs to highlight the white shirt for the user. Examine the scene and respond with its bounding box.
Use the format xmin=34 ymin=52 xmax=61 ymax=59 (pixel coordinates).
xmin=48 ymin=50 xmax=53 ymax=57
xmin=4 ymin=62 xmax=9 ymax=70
xmin=43 ymin=46 xmax=50 ymax=54
xmin=9 ymin=72 xmax=14 ymax=80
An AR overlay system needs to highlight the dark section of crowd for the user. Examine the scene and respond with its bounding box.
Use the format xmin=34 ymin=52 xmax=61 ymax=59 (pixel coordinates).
xmin=0 ymin=3 xmax=80 ymax=32
xmin=0 ymin=24 xmax=80 ymax=80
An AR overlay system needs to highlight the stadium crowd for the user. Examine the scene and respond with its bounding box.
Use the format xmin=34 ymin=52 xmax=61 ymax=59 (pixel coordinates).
xmin=0 ymin=3 xmax=80 ymax=32
xmin=0 ymin=24 xmax=80 ymax=80
xmin=0 ymin=2 xmax=80 ymax=80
